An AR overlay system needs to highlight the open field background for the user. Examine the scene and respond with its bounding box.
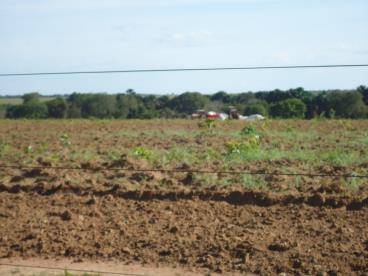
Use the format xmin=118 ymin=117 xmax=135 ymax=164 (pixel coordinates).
xmin=0 ymin=119 xmax=367 ymax=275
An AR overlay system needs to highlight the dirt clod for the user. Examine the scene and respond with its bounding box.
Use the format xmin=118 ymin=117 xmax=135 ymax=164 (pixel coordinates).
xmin=60 ymin=210 xmax=72 ymax=221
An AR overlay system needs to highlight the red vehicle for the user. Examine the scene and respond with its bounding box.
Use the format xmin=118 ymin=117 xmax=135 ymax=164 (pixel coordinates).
xmin=191 ymin=110 xmax=220 ymax=119
xmin=206 ymin=111 xmax=220 ymax=119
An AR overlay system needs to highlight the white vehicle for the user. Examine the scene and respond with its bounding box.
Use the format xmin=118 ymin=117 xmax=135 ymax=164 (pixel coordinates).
xmin=219 ymin=113 xmax=229 ymax=120
xmin=246 ymin=114 xmax=265 ymax=120
xmin=238 ymin=115 xmax=248 ymax=120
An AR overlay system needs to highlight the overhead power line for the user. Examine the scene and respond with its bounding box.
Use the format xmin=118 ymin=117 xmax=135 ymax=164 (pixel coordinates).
xmin=0 ymin=164 xmax=367 ymax=178
xmin=0 ymin=63 xmax=367 ymax=77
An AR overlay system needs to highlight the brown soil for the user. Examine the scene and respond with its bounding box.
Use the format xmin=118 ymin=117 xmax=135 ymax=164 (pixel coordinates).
xmin=0 ymin=120 xmax=368 ymax=275
xmin=0 ymin=258 xmax=222 ymax=276
xmin=1 ymin=190 xmax=367 ymax=275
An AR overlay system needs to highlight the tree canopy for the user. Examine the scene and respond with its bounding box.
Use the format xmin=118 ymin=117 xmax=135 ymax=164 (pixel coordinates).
xmin=2 ymin=86 xmax=368 ymax=119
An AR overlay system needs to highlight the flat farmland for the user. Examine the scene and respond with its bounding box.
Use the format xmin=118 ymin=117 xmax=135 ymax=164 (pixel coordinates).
xmin=0 ymin=119 xmax=367 ymax=275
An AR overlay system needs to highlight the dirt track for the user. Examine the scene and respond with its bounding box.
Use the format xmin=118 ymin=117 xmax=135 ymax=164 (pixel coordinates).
xmin=1 ymin=189 xmax=367 ymax=275
xmin=0 ymin=258 xmax=213 ymax=276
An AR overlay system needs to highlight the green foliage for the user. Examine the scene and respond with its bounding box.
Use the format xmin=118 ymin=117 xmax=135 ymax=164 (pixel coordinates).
xmin=241 ymin=174 xmax=267 ymax=189
xmin=244 ymin=103 xmax=268 ymax=116
xmin=270 ymin=98 xmax=307 ymax=118
xmin=344 ymin=176 xmax=364 ymax=191
xmin=60 ymin=133 xmax=71 ymax=146
xmin=240 ymin=125 xmax=257 ymax=136
xmin=0 ymin=105 xmax=7 ymax=118
xmin=199 ymin=149 xmax=220 ymax=162
xmin=167 ymin=92 xmax=209 ymax=114
xmin=24 ymin=145 xmax=33 ymax=154
xmin=162 ymin=147 xmax=195 ymax=165
xmin=132 ymin=147 xmax=153 ymax=160
xmin=22 ymin=92 xmax=41 ymax=104
xmin=198 ymin=119 xmax=216 ymax=129
xmin=225 ymin=136 xmax=260 ymax=156
xmin=3 ymin=85 xmax=368 ymax=119
xmin=327 ymin=92 xmax=367 ymax=118
xmin=321 ymin=150 xmax=359 ymax=166
xmin=6 ymin=101 xmax=48 ymax=119
xmin=116 ymin=93 xmax=142 ymax=118
xmin=82 ymin=94 xmax=117 ymax=118
xmin=211 ymin=91 xmax=230 ymax=103
xmin=357 ymin=85 xmax=368 ymax=105
xmin=47 ymin=97 xmax=68 ymax=118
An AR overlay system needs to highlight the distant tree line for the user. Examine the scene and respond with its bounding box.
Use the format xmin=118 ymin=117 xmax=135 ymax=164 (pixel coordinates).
xmin=1 ymin=86 xmax=368 ymax=119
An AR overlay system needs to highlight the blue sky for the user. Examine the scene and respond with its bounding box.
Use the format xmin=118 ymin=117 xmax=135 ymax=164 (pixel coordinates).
xmin=0 ymin=0 xmax=367 ymax=95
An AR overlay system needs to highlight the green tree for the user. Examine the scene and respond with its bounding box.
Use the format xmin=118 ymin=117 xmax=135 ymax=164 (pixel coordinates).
xmin=81 ymin=94 xmax=117 ymax=118
xmin=116 ymin=93 xmax=142 ymax=118
xmin=270 ymin=98 xmax=306 ymax=118
xmin=232 ymin=92 xmax=255 ymax=104
xmin=327 ymin=92 xmax=367 ymax=118
xmin=22 ymin=92 xmax=41 ymax=104
xmin=168 ymin=92 xmax=209 ymax=114
xmin=0 ymin=105 xmax=7 ymax=118
xmin=46 ymin=97 xmax=68 ymax=118
xmin=211 ymin=91 xmax=230 ymax=103
xmin=244 ymin=102 xmax=268 ymax=116
xmin=66 ymin=93 xmax=84 ymax=118
xmin=357 ymin=85 xmax=368 ymax=105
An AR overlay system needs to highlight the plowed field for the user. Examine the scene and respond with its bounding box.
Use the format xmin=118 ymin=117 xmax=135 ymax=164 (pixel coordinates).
xmin=0 ymin=119 xmax=367 ymax=275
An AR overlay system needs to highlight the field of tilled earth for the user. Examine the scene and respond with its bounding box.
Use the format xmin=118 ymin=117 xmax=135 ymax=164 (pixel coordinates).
xmin=0 ymin=119 xmax=368 ymax=275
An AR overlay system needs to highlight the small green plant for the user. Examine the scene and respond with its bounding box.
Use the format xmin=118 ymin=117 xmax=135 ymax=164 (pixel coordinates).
xmin=198 ymin=119 xmax=216 ymax=129
xmin=225 ymin=135 xmax=260 ymax=156
xmin=24 ymin=145 xmax=33 ymax=154
xmin=240 ymin=125 xmax=257 ymax=136
xmin=60 ymin=133 xmax=71 ymax=146
xmin=225 ymin=141 xmax=250 ymax=154
xmin=132 ymin=146 xmax=153 ymax=160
